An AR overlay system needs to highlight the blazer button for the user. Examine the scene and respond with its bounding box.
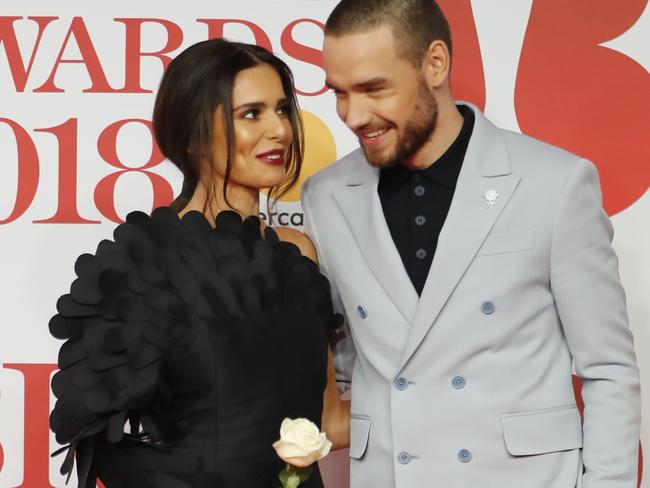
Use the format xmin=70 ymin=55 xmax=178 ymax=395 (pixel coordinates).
xmin=394 ymin=377 xmax=409 ymax=391
xmin=451 ymin=376 xmax=466 ymax=389
xmin=458 ymin=449 xmax=472 ymax=463
xmin=481 ymin=301 xmax=495 ymax=314
xmin=357 ymin=305 xmax=367 ymax=319
xmin=397 ymin=452 xmax=412 ymax=465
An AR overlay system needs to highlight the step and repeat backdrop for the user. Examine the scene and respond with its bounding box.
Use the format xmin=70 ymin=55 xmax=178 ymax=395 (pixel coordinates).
xmin=0 ymin=0 xmax=648 ymax=486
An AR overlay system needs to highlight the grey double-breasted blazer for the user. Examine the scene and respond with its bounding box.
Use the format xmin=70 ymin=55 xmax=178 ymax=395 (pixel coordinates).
xmin=301 ymin=104 xmax=640 ymax=488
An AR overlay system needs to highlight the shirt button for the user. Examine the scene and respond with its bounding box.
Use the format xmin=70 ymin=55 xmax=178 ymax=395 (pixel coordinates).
xmin=414 ymin=215 xmax=426 ymax=226
xmin=413 ymin=173 xmax=422 ymax=181
xmin=394 ymin=377 xmax=409 ymax=391
xmin=481 ymin=301 xmax=495 ymax=314
xmin=357 ymin=305 xmax=368 ymax=319
xmin=452 ymin=376 xmax=466 ymax=389
xmin=414 ymin=185 xmax=426 ymax=197
xmin=416 ymin=249 xmax=427 ymax=260
xmin=458 ymin=449 xmax=472 ymax=463
xmin=397 ymin=452 xmax=412 ymax=465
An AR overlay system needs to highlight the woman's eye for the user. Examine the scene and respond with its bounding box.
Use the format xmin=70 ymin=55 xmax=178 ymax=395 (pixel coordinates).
xmin=242 ymin=110 xmax=258 ymax=119
xmin=277 ymin=105 xmax=290 ymax=116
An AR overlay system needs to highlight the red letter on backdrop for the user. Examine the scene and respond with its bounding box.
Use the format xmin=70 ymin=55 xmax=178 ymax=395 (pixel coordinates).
xmin=114 ymin=18 xmax=184 ymax=93
xmin=34 ymin=17 xmax=114 ymax=93
xmin=0 ymin=119 xmax=40 ymax=225
xmin=197 ymin=19 xmax=273 ymax=51
xmin=3 ymin=363 xmax=58 ymax=488
xmin=515 ymin=0 xmax=650 ymax=215
xmin=33 ymin=119 xmax=100 ymax=224
xmin=436 ymin=0 xmax=486 ymax=111
xmin=281 ymin=19 xmax=327 ymax=97
xmin=0 ymin=16 xmax=57 ymax=92
xmin=94 ymin=119 xmax=174 ymax=223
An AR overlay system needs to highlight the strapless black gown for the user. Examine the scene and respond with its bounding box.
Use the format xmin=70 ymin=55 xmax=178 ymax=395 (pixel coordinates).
xmin=49 ymin=208 xmax=341 ymax=488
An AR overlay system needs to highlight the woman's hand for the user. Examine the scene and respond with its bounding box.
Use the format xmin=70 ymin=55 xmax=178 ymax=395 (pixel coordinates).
xmin=321 ymin=348 xmax=351 ymax=450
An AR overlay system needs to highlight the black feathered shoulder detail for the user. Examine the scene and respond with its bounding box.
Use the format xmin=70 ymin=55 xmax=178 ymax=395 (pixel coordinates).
xmin=49 ymin=208 xmax=340 ymax=486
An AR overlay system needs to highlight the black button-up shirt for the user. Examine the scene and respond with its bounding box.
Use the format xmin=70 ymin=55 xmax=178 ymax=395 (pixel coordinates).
xmin=378 ymin=105 xmax=475 ymax=295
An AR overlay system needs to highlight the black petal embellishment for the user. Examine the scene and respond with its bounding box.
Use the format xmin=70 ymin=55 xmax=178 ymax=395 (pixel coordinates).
xmin=49 ymin=209 xmax=340 ymax=486
xmin=70 ymin=277 xmax=102 ymax=304
xmin=49 ymin=315 xmax=84 ymax=340
xmin=107 ymin=411 xmax=127 ymax=443
xmin=74 ymin=253 xmax=99 ymax=278
xmin=57 ymin=294 xmax=97 ymax=317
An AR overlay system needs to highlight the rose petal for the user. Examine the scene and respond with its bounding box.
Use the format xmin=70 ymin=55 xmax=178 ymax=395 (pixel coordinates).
xmin=318 ymin=438 xmax=333 ymax=458
xmin=273 ymin=418 xmax=332 ymax=468
xmin=282 ymin=451 xmax=322 ymax=468
xmin=279 ymin=418 xmax=293 ymax=437
xmin=273 ymin=440 xmax=312 ymax=459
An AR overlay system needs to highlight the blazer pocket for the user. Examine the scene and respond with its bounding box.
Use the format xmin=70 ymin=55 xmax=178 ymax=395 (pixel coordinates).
xmin=349 ymin=415 xmax=371 ymax=460
xmin=501 ymin=404 xmax=582 ymax=456
xmin=476 ymin=230 xmax=535 ymax=257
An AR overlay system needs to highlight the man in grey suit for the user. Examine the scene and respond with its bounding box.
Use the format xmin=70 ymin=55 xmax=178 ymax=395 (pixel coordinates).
xmin=301 ymin=1 xmax=641 ymax=487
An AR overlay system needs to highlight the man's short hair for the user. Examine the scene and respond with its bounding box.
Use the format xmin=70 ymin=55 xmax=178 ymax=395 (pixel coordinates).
xmin=325 ymin=0 xmax=452 ymax=67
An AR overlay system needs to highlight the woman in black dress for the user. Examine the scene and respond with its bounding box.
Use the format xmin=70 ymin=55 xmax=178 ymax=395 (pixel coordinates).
xmin=49 ymin=39 xmax=349 ymax=488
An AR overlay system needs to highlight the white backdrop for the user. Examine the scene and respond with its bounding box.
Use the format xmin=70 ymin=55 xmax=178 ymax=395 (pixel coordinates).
xmin=0 ymin=1 xmax=648 ymax=486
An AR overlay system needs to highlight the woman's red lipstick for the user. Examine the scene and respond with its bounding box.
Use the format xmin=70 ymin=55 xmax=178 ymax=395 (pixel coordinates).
xmin=256 ymin=149 xmax=286 ymax=166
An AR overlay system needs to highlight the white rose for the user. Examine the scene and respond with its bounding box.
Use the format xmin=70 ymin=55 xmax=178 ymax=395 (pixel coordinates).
xmin=272 ymin=418 xmax=333 ymax=468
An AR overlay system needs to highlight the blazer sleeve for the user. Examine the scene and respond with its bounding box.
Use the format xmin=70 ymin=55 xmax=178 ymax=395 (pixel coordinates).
xmin=301 ymin=178 xmax=356 ymax=390
xmin=550 ymin=158 xmax=641 ymax=487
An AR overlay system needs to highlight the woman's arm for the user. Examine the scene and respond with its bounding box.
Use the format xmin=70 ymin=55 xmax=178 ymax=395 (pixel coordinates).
xmin=274 ymin=227 xmax=351 ymax=449
xmin=321 ymin=348 xmax=351 ymax=450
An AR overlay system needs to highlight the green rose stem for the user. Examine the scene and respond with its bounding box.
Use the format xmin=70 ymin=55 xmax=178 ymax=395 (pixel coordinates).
xmin=279 ymin=463 xmax=313 ymax=488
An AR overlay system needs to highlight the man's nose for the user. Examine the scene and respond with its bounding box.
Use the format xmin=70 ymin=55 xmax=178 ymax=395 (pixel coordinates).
xmin=340 ymin=96 xmax=372 ymax=132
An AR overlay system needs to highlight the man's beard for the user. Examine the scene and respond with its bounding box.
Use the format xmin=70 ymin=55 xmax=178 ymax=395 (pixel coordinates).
xmin=362 ymin=81 xmax=438 ymax=169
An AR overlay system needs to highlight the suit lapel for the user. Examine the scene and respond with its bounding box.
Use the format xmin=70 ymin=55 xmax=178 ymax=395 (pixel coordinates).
xmin=398 ymin=107 xmax=520 ymax=370
xmin=332 ymin=150 xmax=419 ymax=323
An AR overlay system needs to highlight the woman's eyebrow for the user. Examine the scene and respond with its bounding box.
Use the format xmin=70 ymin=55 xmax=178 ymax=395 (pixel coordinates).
xmin=233 ymin=98 xmax=288 ymax=111
xmin=233 ymin=101 xmax=266 ymax=111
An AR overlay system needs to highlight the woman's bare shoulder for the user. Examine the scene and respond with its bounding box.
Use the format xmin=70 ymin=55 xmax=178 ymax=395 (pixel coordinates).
xmin=273 ymin=226 xmax=318 ymax=264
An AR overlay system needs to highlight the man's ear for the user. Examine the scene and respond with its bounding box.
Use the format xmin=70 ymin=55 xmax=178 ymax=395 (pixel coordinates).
xmin=422 ymin=40 xmax=451 ymax=89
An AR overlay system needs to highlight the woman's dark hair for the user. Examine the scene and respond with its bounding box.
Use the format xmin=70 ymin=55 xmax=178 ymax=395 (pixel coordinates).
xmin=153 ymin=38 xmax=304 ymax=218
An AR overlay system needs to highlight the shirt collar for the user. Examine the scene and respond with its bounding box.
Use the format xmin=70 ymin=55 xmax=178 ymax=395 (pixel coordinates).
xmin=421 ymin=105 xmax=474 ymax=189
xmin=378 ymin=105 xmax=475 ymax=197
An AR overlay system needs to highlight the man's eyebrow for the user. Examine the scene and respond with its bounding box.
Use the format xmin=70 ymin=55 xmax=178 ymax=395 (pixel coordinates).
xmin=353 ymin=77 xmax=388 ymax=89
xmin=325 ymin=77 xmax=389 ymax=92
xmin=325 ymin=80 xmax=339 ymax=91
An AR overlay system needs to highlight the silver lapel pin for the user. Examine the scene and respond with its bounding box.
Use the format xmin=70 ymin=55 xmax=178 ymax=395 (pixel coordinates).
xmin=483 ymin=189 xmax=500 ymax=208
